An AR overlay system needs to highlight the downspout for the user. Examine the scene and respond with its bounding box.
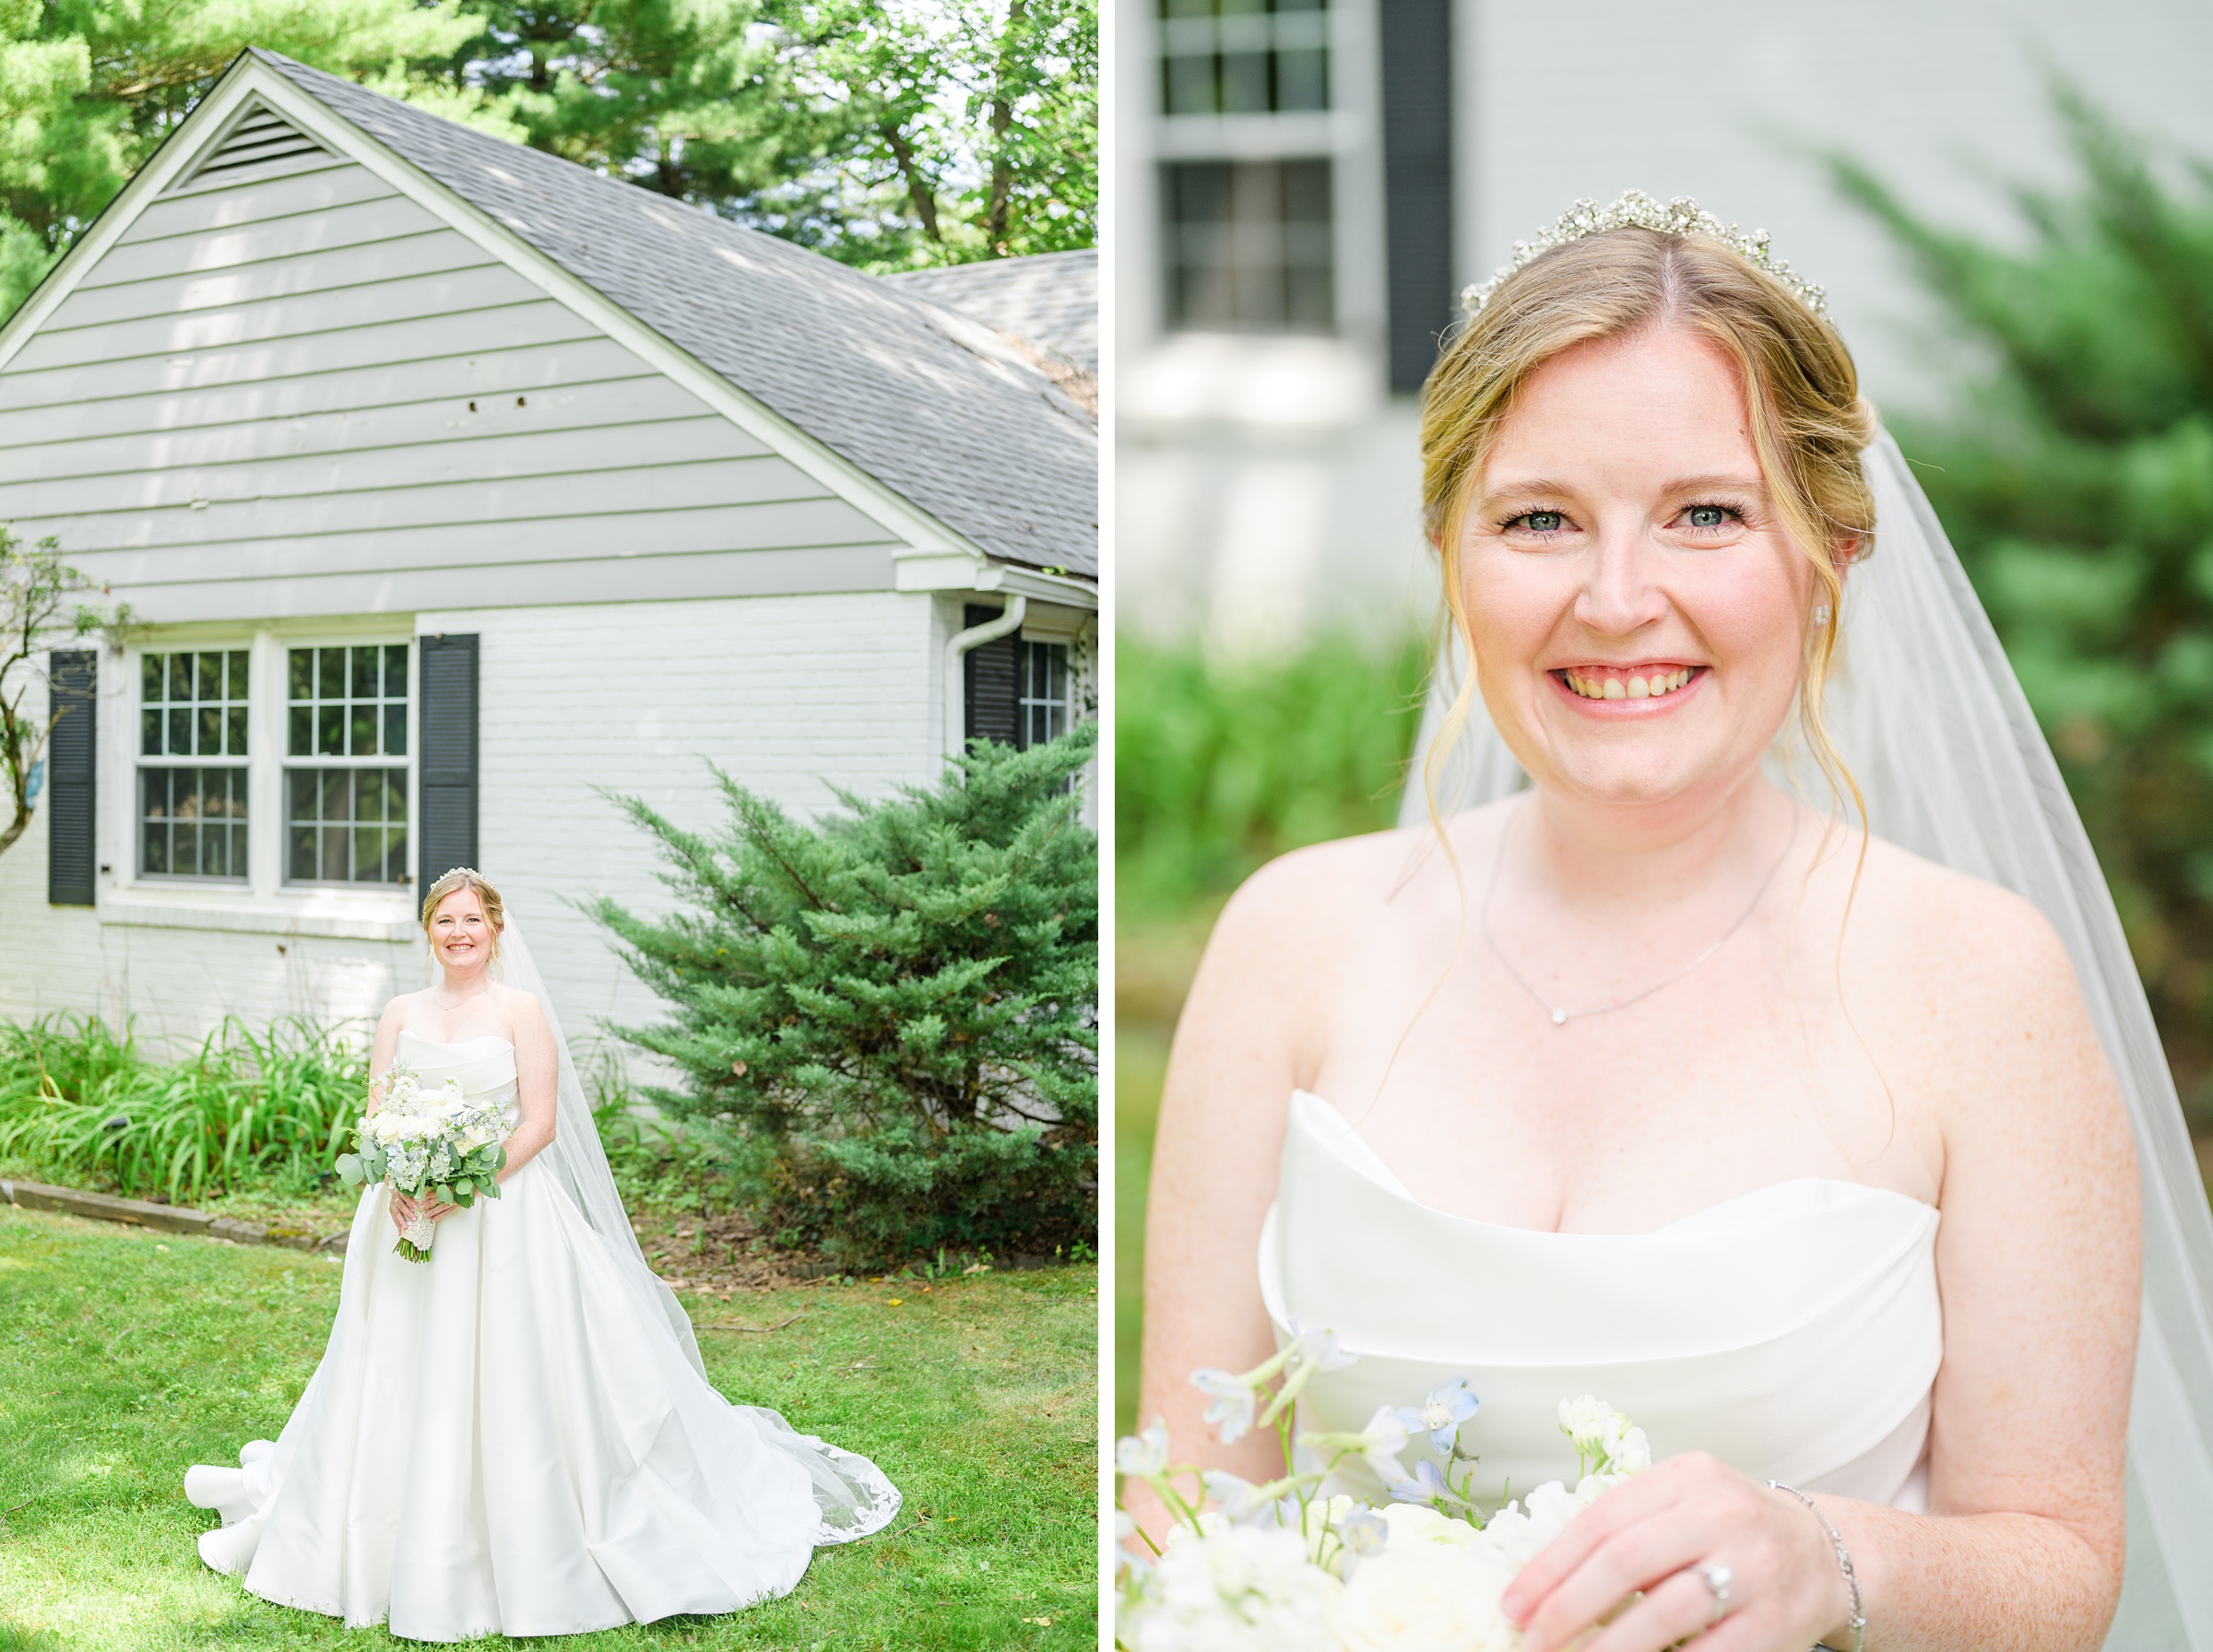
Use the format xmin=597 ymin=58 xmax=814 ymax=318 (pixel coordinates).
xmin=943 ymin=596 xmax=1027 ymax=756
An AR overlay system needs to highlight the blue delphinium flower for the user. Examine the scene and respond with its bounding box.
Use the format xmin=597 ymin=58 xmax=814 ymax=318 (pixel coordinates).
xmin=1386 ymin=1457 xmax=1475 ymax=1514
xmin=1394 ymin=1377 xmax=1481 ymax=1455
xmin=1190 ymin=1367 xmax=1258 ymax=1444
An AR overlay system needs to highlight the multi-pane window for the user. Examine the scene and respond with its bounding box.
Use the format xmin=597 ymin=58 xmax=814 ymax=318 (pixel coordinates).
xmin=285 ymin=644 xmax=409 ymax=886
xmin=1163 ymin=159 xmax=1335 ymax=332
xmin=1159 ymin=0 xmax=1329 ymax=115
xmin=138 ymin=649 xmax=249 ymax=879
xmin=1019 ymin=642 xmax=1071 ymax=749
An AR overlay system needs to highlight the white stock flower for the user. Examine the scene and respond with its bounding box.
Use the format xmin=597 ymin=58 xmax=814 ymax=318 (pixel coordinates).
xmin=1599 ymin=1419 xmax=1651 ymax=1475
xmin=1333 ymin=1538 xmax=1518 ymax=1652
xmin=1557 ymin=1395 xmax=1616 ymax=1454
xmin=1121 ymin=1526 xmax=1344 ymax=1652
xmin=1473 ymin=1478 xmax=1597 ymax=1571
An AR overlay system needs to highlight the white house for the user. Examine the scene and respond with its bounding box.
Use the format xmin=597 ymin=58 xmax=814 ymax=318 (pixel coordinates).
xmin=0 ymin=49 xmax=1097 ymax=1050
xmin=1114 ymin=0 xmax=2213 ymax=653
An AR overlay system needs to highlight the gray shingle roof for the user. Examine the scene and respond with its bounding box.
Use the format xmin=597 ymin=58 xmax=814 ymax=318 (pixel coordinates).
xmin=254 ymin=51 xmax=1096 ymax=579
xmin=884 ymin=251 xmax=1098 ymax=375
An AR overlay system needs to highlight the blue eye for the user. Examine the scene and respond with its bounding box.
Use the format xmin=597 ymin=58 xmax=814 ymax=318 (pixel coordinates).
xmin=1523 ymin=511 xmax=1565 ymax=532
xmin=1686 ymin=505 xmax=1731 ymax=528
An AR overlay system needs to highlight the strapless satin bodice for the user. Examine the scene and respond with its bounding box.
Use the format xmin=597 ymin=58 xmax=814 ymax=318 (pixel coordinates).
xmin=396 ymin=1032 xmax=518 ymax=1127
xmin=1261 ymin=1091 xmax=1943 ymax=1511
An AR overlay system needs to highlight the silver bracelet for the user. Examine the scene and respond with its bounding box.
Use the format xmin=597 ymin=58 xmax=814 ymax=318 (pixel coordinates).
xmin=1766 ymin=1479 xmax=1865 ymax=1652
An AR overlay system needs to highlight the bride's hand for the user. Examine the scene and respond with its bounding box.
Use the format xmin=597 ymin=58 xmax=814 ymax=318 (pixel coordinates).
xmin=1503 ymin=1454 xmax=1852 ymax=1652
xmin=387 ymin=1191 xmax=457 ymax=1231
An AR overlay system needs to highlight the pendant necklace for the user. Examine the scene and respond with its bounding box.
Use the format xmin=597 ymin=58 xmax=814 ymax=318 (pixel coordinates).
xmin=1481 ymin=802 xmax=1800 ymax=1026
xmin=433 ymin=978 xmax=491 ymax=1012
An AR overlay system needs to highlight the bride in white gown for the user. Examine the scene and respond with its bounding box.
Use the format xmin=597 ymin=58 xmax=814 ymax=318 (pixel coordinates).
xmin=185 ymin=867 xmax=898 ymax=1640
xmin=1137 ymin=199 xmax=2213 ymax=1650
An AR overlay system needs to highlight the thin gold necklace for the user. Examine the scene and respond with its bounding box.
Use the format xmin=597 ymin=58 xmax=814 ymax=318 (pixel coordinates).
xmin=432 ymin=978 xmax=491 ymax=1012
xmin=1481 ymin=802 xmax=1799 ymax=1026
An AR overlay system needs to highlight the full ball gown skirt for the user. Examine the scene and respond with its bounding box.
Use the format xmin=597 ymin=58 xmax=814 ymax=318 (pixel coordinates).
xmin=183 ymin=1033 xmax=898 ymax=1641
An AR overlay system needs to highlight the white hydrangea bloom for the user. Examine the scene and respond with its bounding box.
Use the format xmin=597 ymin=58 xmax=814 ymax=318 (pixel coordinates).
xmin=1334 ymin=1540 xmax=1518 ymax=1652
xmin=1122 ymin=1526 xmax=1345 ymax=1652
xmin=1379 ymin=1503 xmax=1483 ymax=1552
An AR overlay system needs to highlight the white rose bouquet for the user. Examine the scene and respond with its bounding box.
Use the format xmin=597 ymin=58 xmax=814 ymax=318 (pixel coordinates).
xmin=1115 ymin=1327 xmax=1651 ymax=1652
xmin=335 ymin=1060 xmax=509 ymax=1262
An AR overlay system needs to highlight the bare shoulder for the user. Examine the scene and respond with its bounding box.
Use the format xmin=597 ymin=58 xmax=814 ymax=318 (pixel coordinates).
xmin=495 ymin=983 xmax=550 ymax=1034
xmin=1207 ymin=807 xmax=1498 ymax=969
xmin=1843 ymin=829 xmax=2080 ymax=1009
xmin=1836 ymin=828 xmax=2115 ymax=1141
xmin=376 ymin=988 xmax=426 ymax=1029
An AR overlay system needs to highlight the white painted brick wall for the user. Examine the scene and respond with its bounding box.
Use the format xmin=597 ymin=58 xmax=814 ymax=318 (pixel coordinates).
xmin=0 ymin=590 xmax=943 ymax=1057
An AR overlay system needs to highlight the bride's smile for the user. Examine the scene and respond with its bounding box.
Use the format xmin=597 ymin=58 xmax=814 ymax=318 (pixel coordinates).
xmin=1458 ymin=324 xmax=1825 ymax=820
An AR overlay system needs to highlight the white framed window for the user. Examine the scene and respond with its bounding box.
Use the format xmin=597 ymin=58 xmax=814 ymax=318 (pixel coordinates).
xmin=283 ymin=642 xmax=412 ymax=887
xmin=136 ymin=646 xmax=252 ymax=881
xmin=1020 ymin=640 xmax=1071 ymax=749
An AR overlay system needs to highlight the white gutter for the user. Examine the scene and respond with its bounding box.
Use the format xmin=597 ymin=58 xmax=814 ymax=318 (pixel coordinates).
xmin=943 ymin=596 xmax=1027 ymax=757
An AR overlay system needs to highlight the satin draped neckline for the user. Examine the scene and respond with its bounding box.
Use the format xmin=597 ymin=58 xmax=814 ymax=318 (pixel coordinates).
xmin=1291 ymin=1089 xmax=1936 ymax=1238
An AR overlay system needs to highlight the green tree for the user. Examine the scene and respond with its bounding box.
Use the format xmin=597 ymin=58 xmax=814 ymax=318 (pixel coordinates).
xmin=1 ymin=528 xmax=125 ymax=860
xmin=763 ymin=0 xmax=1097 ymax=267
xmin=1835 ymin=89 xmax=2213 ymax=1115
xmin=447 ymin=0 xmax=833 ymax=216
xmin=0 ymin=0 xmax=504 ymax=317
xmin=590 ymin=727 xmax=1098 ymax=1266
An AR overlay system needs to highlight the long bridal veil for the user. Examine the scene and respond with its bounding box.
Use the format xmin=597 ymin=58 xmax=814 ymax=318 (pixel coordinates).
xmin=491 ymin=911 xmax=901 ymax=1542
xmin=1402 ymin=430 xmax=2213 ymax=1650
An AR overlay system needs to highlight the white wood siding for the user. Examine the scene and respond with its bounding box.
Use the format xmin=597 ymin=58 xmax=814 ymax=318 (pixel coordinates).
xmin=0 ymin=152 xmax=905 ymax=624
xmin=0 ymin=592 xmax=943 ymax=1053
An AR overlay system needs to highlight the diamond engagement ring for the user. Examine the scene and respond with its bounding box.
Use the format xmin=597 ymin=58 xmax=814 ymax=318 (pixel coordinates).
xmin=1691 ymin=1562 xmax=1734 ymax=1625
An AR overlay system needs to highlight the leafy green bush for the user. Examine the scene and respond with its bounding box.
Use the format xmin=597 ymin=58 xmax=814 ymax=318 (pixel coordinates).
xmin=0 ymin=1014 xmax=365 ymax=1203
xmin=1116 ymin=633 xmax=1426 ymax=916
xmin=1834 ymin=88 xmax=2213 ymax=1120
xmin=589 ymin=728 xmax=1098 ymax=1266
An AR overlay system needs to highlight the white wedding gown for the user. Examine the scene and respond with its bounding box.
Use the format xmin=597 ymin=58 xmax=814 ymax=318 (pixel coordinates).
xmin=1262 ymin=1091 xmax=1943 ymax=1509
xmin=184 ymin=1032 xmax=899 ymax=1641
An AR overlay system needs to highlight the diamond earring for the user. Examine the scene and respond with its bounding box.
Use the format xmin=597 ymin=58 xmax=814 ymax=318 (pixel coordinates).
xmin=1812 ymin=604 xmax=1831 ymax=626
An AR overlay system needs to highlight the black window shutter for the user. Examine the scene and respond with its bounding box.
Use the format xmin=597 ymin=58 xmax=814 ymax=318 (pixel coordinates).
xmin=46 ymin=651 xmax=97 ymax=906
xmin=1379 ymin=0 xmax=1455 ymax=395
xmin=963 ymin=604 xmax=1020 ymax=748
xmin=417 ymin=634 xmax=479 ymax=888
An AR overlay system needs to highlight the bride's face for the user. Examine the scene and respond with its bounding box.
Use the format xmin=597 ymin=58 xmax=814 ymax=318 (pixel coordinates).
xmin=1457 ymin=324 xmax=1818 ymax=816
xmin=428 ymin=889 xmax=497 ymax=975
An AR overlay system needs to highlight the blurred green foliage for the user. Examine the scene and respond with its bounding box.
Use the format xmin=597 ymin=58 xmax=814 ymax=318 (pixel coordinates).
xmin=1114 ymin=634 xmax=1426 ymax=918
xmin=1836 ymin=88 xmax=2213 ymax=1118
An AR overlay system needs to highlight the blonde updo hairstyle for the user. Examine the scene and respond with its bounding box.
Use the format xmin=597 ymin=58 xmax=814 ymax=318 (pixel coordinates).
xmin=1420 ymin=225 xmax=1879 ymax=831
xmin=420 ymin=867 xmax=505 ymax=967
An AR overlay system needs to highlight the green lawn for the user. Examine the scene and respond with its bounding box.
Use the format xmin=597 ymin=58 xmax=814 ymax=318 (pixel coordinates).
xmin=0 ymin=1205 xmax=1096 ymax=1651
xmin=1114 ymin=1028 xmax=1167 ymax=1442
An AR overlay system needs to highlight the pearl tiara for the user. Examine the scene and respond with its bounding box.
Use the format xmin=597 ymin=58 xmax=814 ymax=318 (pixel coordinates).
xmin=1460 ymin=191 xmax=1829 ymax=322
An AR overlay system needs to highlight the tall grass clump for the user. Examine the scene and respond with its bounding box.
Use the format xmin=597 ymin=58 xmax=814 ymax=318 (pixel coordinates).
xmin=1115 ymin=633 xmax=1427 ymax=917
xmin=0 ymin=1014 xmax=366 ymax=1204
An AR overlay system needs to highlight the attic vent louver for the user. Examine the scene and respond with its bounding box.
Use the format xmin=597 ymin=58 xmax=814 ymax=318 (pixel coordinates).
xmin=170 ymin=104 xmax=327 ymax=190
